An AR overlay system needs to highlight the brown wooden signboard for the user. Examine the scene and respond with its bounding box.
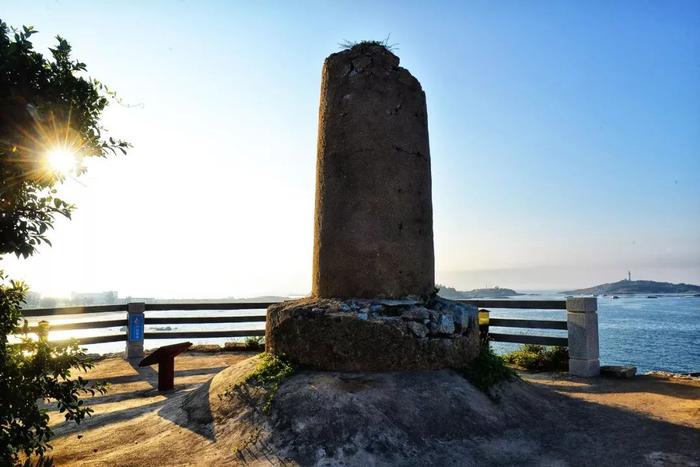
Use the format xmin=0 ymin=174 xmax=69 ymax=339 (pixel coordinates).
xmin=139 ymin=341 xmax=192 ymax=391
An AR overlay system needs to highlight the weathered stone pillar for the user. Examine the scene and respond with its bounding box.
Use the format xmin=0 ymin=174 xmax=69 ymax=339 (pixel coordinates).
xmin=312 ymin=43 xmax=434 ymax=299
xmin=265 ymin=44 xmax=479 ymax=371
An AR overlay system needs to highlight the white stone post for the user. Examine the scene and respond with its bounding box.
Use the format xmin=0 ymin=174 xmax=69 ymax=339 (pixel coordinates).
xmin=125 ymin=302 xmax=145 ymax=360
xmin=566 ymin=297 xmax=599 ymax=377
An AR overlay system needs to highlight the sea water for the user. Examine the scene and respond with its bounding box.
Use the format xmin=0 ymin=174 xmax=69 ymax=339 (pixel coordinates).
xmin=489 ymin=293 xmax=700 ymax=374
xmin=33 ymin=295 xmax=700 ymax=374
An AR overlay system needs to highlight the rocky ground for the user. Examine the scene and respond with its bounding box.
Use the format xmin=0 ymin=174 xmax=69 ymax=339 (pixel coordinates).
xmin=44 ymin=352 xmax=700 ymax=466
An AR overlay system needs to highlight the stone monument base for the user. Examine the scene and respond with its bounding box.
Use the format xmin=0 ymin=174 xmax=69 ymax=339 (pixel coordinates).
xmin=265 ymin=296 xmax=480 ymax=371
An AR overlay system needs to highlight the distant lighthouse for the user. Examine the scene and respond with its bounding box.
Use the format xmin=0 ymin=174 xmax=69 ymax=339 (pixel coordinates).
xmin=628 ymin=271 xmax=631 ymax=282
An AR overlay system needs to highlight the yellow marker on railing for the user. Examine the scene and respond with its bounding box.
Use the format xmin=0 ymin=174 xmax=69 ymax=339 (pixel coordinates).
xmin=478 ymin=309 xmax=490 ymax=326
xmin=478 ymin=309 xmax=489 ymax=343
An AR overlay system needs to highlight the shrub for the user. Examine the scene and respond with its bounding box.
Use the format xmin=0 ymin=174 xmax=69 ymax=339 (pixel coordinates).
xmin=503 ymin=344 xmax=569 ymax=372
xmin=243 ymin=336 xmax=264 ymax=350
xmin=458 ymin=343 xmax=517 ymax=398
xmin=1 ymin=273 xmax=107 ymax=463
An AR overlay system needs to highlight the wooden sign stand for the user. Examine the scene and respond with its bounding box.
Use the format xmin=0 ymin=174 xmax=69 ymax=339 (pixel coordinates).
xmin=139 ymin=341 xmax=192 ymax=391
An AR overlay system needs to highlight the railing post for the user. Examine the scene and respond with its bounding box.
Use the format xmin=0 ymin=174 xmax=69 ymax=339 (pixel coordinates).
xmin=566 ymin=297 xmax=599 ymax=377
xmin=125 ymin=302 xmax=145 ymax=360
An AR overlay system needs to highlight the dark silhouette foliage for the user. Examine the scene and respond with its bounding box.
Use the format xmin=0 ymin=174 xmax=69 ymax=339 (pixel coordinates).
xmin=0 ymin=20 xmax=126 ymax=464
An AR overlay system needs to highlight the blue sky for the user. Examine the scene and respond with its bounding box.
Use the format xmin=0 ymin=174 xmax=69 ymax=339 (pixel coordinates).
xmin=2 ymin=1 xmax=699 ymax=296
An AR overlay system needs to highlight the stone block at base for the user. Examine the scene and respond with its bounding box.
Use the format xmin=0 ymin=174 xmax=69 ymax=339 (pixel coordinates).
xmin=600 ymin=365 xmax=637 ymax=378
xmin=265 ymin=297 xmax=480 ymax=371
xmin=125 ymin=342 xmax=144 ymax=360
xmin=569 ymin=358 xmax=600 ymax=377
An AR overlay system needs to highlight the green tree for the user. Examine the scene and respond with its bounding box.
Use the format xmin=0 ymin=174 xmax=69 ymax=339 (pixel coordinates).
xmin=0 ymin=20 xmax=128 ymax=464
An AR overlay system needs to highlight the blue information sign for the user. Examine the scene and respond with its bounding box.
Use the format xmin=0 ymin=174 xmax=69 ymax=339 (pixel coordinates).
xmin=129 ymin=314 xmax=144 ymax=342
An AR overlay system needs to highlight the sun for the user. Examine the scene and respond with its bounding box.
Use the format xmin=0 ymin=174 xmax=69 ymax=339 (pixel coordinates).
xmin=45 ymin=147 xmax=77 ymax=175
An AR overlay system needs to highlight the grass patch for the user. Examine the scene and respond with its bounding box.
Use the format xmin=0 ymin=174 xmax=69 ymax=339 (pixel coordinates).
xmin=244 ymin=336 xmax=265 ymax=350
xmin=222 ymin=336 xmax=265 ymax=352
xmin=503 ymin=344 xmax=568 ymax=372
xmin=458 ymin=344 xmax=517 ymax=399
xmin=339 ymin=35 xmax=398 ymax=52
xmin=224 ymin=353 xmax=295 ymax=414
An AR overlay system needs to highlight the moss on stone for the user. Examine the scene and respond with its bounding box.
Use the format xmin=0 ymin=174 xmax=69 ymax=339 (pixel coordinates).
xmin=225 ymin=353 xmax=296 ymax=414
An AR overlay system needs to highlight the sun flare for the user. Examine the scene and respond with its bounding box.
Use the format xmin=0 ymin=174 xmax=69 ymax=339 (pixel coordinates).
xmin=45 ymin=147 xmax=77 ymax=175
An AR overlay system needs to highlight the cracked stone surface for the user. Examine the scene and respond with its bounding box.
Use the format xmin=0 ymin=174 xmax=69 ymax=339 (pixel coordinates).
xmin=312 ymin=43 xmax=434 ymax=299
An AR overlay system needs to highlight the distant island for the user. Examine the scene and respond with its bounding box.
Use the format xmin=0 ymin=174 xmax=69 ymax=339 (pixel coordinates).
xmin=437 ymin=284 xmax=521 ymax=299
xmin=563 ymin=280 xmax=700 ymax=296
